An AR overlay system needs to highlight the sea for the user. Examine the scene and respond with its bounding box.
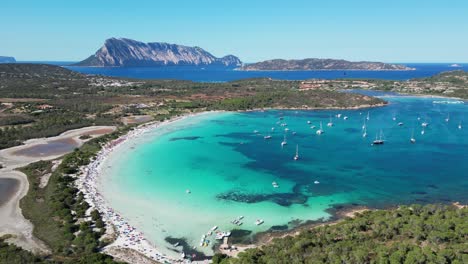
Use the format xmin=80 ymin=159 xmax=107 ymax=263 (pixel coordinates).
xmin=18 ymin=62 xmax=466 ymax=82
xmin=98 ymin=93 xmax=467 ymax=258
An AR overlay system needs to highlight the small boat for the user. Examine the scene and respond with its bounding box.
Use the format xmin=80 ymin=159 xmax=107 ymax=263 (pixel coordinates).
xmin=307 ymin=120 xmax=311 ymax=124
xmin=281 ymin=134 xmax=287 ymax=147
xmin=372 ymin=130 xmax=385 ymax=145
xmin=255 ymin=219 xmax=264 ymax=225
xmin=421 ymin=127 xmax=425 ymax=135
xmin=459 ymin=121 xmax=462 ymax=130
xmin=417 ymin=117 xmax=421 ymax=121
xmin=271 ymin=127 xmax=275 ymax=131
xmin=362 ymin=119 xmax=366 ymax=130
xmin=410 ymin=129 xmax=416 ymax=143
xmin=336 ymin=113 xmax=342 ymax=118
xmin=211 ymin=226 xmax=218 ymax=231
xmin=174 ymin=242 xmax=180 ymax=247
xmin=186 ymin=189 xmax=191 ymax=194
xmin=284 ymin=128 xmax=289 ymax=132
xmin=398 ymin=122 xmax=404 ymax=126
xmin=327 ymin=116 xmax=333 ymax=127
xmin=392 ymin=115 xmax=397 ymax=121
xmin=253 ymin=130 xmax=259 ymax=134
xmin=292 ymin=131 xmax=297 ymax=135
xmin=421 ymin=122 xmax=429 ymax=127
xmin=181 ymin=252 xmax=185 ymax=259
xmin=343 ymin=116 xmax=349 ymax=120
xmin=293 ymin=144 xmax=299 ymax=160
xmin=264 ymin=135 xmax=272 ymax=139
xmin=316 ymin=122 xmax=324 ymax=135
xmin=311 ymin=125 xmax=316 ymax=129
xmin=314 ymin=180 xmax=320 ymax=184
xmin=272 ymin=181 xmax=279 ymax=188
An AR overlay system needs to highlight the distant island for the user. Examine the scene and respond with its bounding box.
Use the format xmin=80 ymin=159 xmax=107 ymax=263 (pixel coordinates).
xmin=74 ymin=38 xmax=242 ymax=67
xmin=0 ymin=56 xmax=16 ymax=63
xmin=240 ymin=58 xmax=414 ymax=71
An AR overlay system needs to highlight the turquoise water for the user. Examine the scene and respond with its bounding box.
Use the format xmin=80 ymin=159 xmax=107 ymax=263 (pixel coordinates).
xmin=100 ymin=95 xmax=467 ymax=258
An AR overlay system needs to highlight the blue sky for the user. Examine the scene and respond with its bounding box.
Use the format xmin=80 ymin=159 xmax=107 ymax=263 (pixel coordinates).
xmin=1 ymin=0 xmax=467 ymax=62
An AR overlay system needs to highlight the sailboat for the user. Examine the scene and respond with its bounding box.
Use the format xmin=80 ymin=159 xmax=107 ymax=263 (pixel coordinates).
xmin=362 ymin=127 xmax=367 ymax=138
xmin=366 ymin=112 xmax=370 ymax=121
xmin=281 ymin=134 xmax=287 ymax=147
xmin=362 ymin=119 xmax=367 ymax=130
xmin=392 ymin=114 xmax=397 ymax=121
xmin=372 ymin=130 xmax=385 ymax=145
xmin=410 ymin=129 xmax=416 ymax=143
xmin=293 ymin=144 xmax=299 ymax=160
xmin=445 ymin=113 xmax=450 ymax=122
xmin=458 ymin=121 xmax=462 ymax=130
xmin=327 ymin=116 xmax=333 ymax=127
xmin=421 ymin=127 xmax=425 ymax=135
xmin=316 ymin=122 xmax=324 ymax=135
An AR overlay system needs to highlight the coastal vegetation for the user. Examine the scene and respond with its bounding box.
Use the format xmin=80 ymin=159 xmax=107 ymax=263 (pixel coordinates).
xmin=0 ymin=63 xmax=384 ymax=150
xmin=17 ymin=128 xmax=130 ymax=263
xmin=215 ymin=204 xmax=468 ymax=264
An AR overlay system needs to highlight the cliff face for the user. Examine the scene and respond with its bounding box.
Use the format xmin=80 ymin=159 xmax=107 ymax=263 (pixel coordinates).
xmin=240 ymin=58 xmax=414 ymax=71
xmin=0 ymin=56 xmax=16 ymax=63
xmin=75 ymin=38 xmax=242 ymax=67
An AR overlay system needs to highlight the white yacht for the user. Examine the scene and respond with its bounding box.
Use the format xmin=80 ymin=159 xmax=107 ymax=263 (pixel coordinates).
xmin=293 ymin=144 xmax=299 ymax=160
xmin=316 ymin=122 xmax=324 ymax=135
xmin=314 ymin=180 xmax=320 ymax=184
xmin=398 ymin=122 xmax=404 ymax=126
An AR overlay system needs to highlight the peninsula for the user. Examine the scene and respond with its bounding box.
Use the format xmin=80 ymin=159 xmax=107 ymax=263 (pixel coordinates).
xmin=74 ymin=38 xmax=242 ymax=67
xmin=240 ymin=58 xmax=414 ymax=71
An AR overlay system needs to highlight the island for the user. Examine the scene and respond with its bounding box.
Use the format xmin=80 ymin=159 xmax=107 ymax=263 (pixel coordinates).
xmin=73 ymin=38 xmax=242 ymax=67
xmin=240 ymin=58 xmax=414 ymax=71
xmin=0 ymin=56 xmax=16 ymax=63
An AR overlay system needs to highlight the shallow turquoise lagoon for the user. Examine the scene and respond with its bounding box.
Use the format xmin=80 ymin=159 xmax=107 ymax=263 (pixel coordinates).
xmin=99 ymin=95 xmax=467 ymax=258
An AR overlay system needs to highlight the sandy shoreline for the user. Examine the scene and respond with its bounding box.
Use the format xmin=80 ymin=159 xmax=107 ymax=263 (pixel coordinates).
xmin=0 ymin=126 xmax=116 ymax=254
xmin=77 ymin=112 xmax=221 ymax=264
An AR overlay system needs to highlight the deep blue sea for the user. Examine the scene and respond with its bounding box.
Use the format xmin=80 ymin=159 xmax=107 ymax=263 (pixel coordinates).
xmin=59 ymin=63 xmax=466 ymax=82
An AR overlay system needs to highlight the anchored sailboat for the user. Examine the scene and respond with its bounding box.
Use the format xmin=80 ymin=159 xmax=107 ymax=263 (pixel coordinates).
xmin=410 ymin=129 xmax=416 ymax=143
xmin=372 ymin=130 xmax=385 ymax=145
xmin=327 ymin=116 xmax=333 ymax=127
xmin=316 ymin=122 xmax=324 ymax=135
xmin=293 ymin=144 xmax=299 ymax=160
xmin=281 ymin=134 xmax=287 ymax=147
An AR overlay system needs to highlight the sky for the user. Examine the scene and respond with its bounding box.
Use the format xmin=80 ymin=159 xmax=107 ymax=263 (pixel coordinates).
xmin=1 ymin=0 xmax=467 ymax=63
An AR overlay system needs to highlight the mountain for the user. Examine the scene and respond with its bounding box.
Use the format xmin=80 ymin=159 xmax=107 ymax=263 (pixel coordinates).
xmin=0 ymin=56 xmax=16 ymax=63
xmin=74 ymin=38 xmax=242 ymax=67
xmin=240 ymin=58 xmax=414 ymax=71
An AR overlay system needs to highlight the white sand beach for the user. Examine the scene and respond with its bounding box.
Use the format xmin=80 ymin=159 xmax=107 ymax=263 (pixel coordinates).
xmin=76 ymin=112 xmax=218 ymax=264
